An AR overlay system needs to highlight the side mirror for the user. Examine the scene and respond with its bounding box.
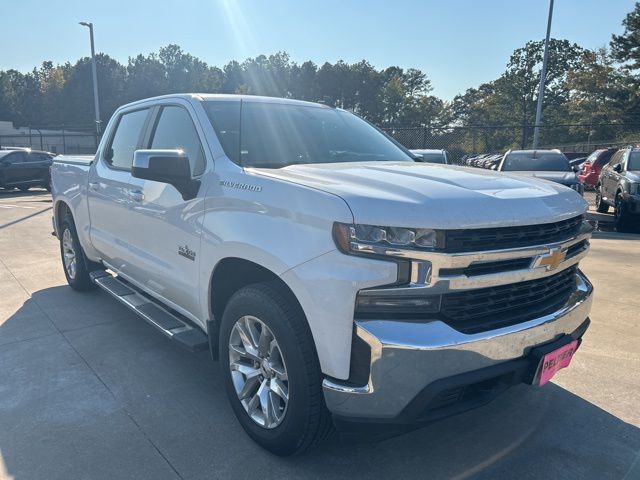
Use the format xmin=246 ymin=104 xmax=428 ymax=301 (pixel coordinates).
xmin=572 ymin=165 xmax=580 ymax=172
xmin=413 ymin=154 xmax=426 ymax=162
xmin=132 ymin=149 xmax=200 ymax=200
xmin=613 ymin=163 xmax=622 ymax=173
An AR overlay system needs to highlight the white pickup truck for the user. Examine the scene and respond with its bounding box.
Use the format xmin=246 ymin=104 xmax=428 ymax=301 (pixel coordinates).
xmin=51 ymin=94 xmax=593 ymax=455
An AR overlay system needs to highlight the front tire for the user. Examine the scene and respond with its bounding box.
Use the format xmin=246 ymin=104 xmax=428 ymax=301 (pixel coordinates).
xmin=595 ymin=185 xmax=609 ymax=213
xmin=614 ymin=193 xmax=632 ymax=232
xmin=219 ymin=283 xmax=333 ymax=455
xmin=59 ymin=214 xmax=96 ymax=291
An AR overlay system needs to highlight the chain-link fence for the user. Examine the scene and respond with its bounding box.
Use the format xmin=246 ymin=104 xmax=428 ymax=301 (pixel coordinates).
xmin=0 ymin=125 xmax=98 ymax=155
xmin=2 ymin=121 xmax=639 ymax=159
xmin=381 ymin=123 xmax=640 ymax=164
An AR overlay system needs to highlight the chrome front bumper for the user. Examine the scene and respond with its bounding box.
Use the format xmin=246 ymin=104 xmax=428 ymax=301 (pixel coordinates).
xmin=323 ymin=270 xmax=593 ymax=421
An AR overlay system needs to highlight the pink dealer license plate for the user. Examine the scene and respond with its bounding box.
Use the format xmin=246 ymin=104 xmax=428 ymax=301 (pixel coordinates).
xmin=536 ymin=340 xmax=579 ymax=386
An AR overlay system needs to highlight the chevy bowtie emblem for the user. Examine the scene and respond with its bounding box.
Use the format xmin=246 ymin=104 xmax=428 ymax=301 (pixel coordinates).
xmin=536 ymin=248 xmax=566 ymax=271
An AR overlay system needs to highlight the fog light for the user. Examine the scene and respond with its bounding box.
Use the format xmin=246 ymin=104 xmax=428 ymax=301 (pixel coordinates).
xmin=355 ymin=293 xmax=441 ymax=315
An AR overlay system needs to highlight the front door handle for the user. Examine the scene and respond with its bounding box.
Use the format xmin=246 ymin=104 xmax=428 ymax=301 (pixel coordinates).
xmin=89 ymin=182 xmax=99 ymax=191
xmin=128 ymin=189 xmax=145 ymax=202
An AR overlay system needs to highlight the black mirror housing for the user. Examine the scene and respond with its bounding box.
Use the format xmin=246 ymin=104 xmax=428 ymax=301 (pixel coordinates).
xmin=613 ymin=163 xmax=622 ymax=173
xmin=132 ymin=149 xmax=200 ymax=200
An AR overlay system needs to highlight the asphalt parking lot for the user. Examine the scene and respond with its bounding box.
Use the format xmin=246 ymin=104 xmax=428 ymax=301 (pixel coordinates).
xmin=0 ymin=191 xmax=639 ymax=480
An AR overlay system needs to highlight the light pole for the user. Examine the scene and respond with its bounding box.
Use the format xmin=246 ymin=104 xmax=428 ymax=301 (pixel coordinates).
xmin=532 ymin=0 xmax=554 ymax=150
xmin=79 ymin=21 xmax=101 ymax=135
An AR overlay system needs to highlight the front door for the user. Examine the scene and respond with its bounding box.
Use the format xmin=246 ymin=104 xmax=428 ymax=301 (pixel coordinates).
xmin=87 ymin=107 xmax=151 ymax=271
xmin=0 ymin=152 xmax=29 ymax=185
xmin=601 ymin=151 xmax=622 ymax=201
xmin=125 ymin=102 xmax=208 ymax=320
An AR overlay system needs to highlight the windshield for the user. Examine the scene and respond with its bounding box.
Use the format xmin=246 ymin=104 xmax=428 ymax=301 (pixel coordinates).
xmin=628 ymin=152 xmax=640 ymax=171
xmin=204 ymin=100 xmax=413 ymax=168
xmin=418 ymin=152 xmax=446 ymax=164
xmin=502 ymin=152 xmax=571 ymax=172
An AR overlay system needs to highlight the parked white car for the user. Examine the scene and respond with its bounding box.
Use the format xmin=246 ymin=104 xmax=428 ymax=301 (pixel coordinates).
xmin=51 ymin=94 xmax=593 ymax=455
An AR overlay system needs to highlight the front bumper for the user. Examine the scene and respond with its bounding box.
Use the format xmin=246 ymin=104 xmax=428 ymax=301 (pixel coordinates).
xmin=323 ymin=270 xmax=593 ymax=424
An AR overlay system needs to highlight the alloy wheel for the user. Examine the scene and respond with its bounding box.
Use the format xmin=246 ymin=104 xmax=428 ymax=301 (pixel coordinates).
xmin=62 ymin=228 xmax=77 ymax=280
xmin=228 ymin=315 xmax=289 ymax=429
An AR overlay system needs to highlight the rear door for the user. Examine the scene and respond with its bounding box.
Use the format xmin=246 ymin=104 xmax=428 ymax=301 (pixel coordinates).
xmin=125 ymin=102 xmax=208 ymax=318
xmin=25 ymin=152 xmax=52 ymax=184
xmin=87 ymin=107 xmax=151 ymax=270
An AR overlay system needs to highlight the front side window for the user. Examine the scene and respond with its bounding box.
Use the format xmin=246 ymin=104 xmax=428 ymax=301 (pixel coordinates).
xmin=502 ymin=152 xmax=571 ymax=172
xmin=105 ymin=109 xmax=149 ymax=170
xmin=607 ymin=151 xmax=623 ymax=168
xmin=627 ymin=151 xmax=640 ymax=171
xmin=205 ymin=101 xmax=412 ymax=168
xmin=150 ymin=106 xmax=206 ymax=176
xmin=595 ymin=149 xmax=615 ymax=166
xmin=203 ymin=101 xmax=241 ymax=163
xmin=7 ymin=152 xmax=27 ymax=163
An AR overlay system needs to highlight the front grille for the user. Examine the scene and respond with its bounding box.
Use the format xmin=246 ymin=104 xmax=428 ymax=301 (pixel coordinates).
xmin=444 ymin=215 xmax=583 ymax=253
xmin=440 ymin=257 xmax=533 ymax=277
xmin=440 ymin=266 xmax=577 ymax=334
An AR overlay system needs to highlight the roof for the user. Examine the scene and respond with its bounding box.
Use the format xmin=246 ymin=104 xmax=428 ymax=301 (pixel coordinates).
xmin=0 ymin=148 xmax=53 ymax=157
xmin=123 ymin=93 xmax=332 ymax=110
xmin=508 ymin=149 xmax=562 ymax=154
xmin=410 ymin=149 xmax=445 ymax=154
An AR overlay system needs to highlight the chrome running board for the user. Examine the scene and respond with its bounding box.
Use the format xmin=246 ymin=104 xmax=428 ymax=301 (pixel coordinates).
xmin=90 ymin=270 xmax=208 ymax=352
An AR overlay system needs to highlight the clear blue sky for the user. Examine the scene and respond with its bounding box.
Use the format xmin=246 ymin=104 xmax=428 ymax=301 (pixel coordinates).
xmin=2 ymin=0 xmax=636 ymax=100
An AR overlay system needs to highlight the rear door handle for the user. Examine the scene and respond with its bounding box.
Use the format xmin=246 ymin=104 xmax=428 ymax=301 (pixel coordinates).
xmin=128 ymin=189 xmax=145 ymax=202
xmin=88 ymin=182 xmax=99 ymax=191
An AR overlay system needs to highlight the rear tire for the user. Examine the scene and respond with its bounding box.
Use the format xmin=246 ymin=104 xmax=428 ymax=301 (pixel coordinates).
xmin=219 ymin=283 xmax=334 ymax=456
xmin=59 ymin=213 xmax=96 ymax=291
xmin=595 ymin=185 xmax=609 ymax=213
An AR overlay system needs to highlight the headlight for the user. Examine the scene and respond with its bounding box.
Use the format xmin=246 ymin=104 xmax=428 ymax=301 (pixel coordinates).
xmin=333 ymin=222 xmax=445 ymax=255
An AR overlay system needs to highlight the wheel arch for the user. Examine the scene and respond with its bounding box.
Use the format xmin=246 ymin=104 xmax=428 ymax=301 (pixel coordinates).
xmin=54 ymin=199 xmax=72 ymax=236
xmin=207 ymin=257 xmax=309 ymax=361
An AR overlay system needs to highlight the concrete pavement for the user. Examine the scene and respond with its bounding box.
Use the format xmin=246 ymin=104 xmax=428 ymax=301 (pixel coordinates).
xmin=0 ymin=191 xmax=638 ymax=480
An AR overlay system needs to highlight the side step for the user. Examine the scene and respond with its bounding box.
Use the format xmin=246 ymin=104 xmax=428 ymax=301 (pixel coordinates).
xmin=90 ymin=271 xmax=208 ymax=353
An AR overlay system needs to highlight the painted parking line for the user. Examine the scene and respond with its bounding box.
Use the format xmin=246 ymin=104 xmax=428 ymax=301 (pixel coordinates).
xmin=0 ymin=204 xmax=37 ymax=209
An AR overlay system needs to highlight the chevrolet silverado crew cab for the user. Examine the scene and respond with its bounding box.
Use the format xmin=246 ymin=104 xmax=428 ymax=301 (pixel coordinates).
xmin=51 ymin=94 xmax=593 ymax=455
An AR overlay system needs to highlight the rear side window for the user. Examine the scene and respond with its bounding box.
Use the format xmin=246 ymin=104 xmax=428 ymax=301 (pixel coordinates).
xmin=105 ymin=109 xmax=149 ymax=170
xmin=30 ymin=153 xmax=51 ymax=162
xmin=149 ymin=106 xmax=206 ymax=176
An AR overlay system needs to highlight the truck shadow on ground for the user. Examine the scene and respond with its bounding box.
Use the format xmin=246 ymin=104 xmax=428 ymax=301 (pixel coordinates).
xmin=0 ymin=286 xmax=638 ymax=479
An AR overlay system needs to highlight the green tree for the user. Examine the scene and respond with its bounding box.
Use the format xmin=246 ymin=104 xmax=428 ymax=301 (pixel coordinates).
xmin=611 ymin=2 xmax=640 ymax=71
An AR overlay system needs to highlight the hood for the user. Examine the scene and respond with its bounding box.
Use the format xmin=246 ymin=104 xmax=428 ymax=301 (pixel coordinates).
xmin=506 ymin=171 xmax=578 ymax=186
xmin=248 ymin=162 xmax=588 ymax=229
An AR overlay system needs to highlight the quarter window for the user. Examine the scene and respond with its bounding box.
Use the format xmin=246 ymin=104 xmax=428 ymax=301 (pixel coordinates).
xmin=105 ymin=109 xmax=149 ymax=170
xmin=149 ymin=106 xmax=206 ymax=176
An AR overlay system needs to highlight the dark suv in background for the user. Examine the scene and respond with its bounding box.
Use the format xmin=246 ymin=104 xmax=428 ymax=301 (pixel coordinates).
xmin=596 ymin=146 xmax=640 ymax=229
xmin=0 ymin=149 xmax=54 ymax=192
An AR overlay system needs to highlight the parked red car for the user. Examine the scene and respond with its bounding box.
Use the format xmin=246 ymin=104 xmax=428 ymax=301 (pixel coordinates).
xmin=578 ymin=148 xmax=616 ymax=187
